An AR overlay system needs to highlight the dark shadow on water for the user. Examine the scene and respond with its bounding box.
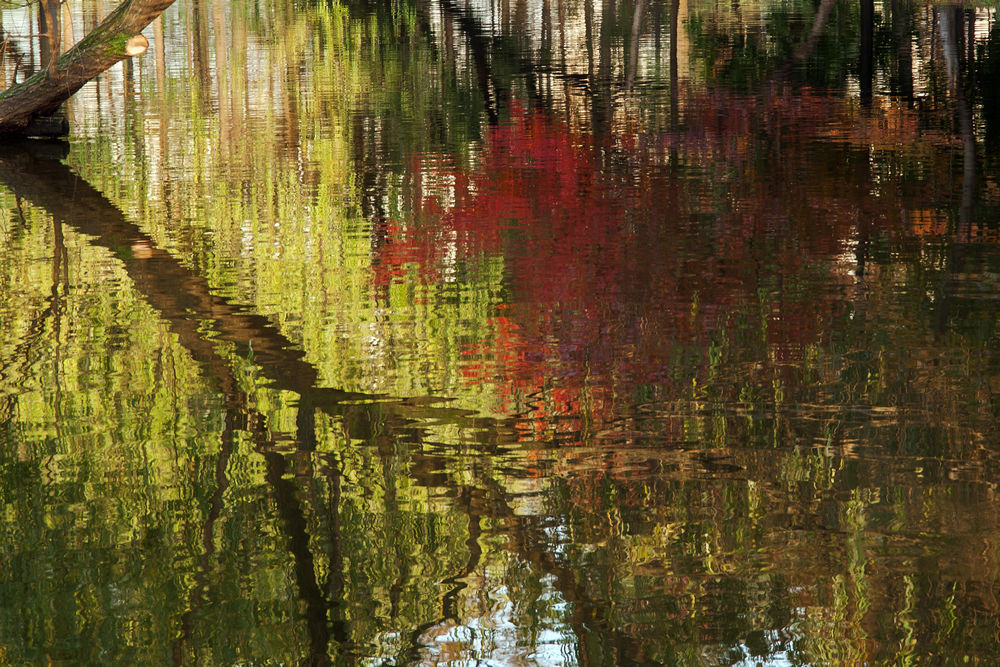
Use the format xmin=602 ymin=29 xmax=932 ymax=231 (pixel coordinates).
xmin=0 ymin=143 xmax=395 ymax=664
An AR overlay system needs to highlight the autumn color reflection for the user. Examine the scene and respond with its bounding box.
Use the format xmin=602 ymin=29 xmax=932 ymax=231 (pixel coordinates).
xmin=379 ymin=84 xmax=969 ymax=435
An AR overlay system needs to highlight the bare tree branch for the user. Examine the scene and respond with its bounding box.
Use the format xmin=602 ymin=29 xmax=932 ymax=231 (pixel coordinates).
xmin=0 ymin=0 xmax=175 ymax=135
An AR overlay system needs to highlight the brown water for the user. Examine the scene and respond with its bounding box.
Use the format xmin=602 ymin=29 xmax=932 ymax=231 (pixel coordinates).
xmin=1 ymin=0 xmax=1000 ymax=663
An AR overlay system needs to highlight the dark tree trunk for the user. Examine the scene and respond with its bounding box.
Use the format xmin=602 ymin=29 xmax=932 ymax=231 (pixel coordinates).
xmin=860 ymin=0 xmax=875 ymax=105
xmin=0 ymin=0 xmax=176 ymax=136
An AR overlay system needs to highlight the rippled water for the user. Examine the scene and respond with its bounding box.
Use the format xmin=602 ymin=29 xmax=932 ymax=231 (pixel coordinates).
xmin=2 ymin=0 xmax=1000 ymax=663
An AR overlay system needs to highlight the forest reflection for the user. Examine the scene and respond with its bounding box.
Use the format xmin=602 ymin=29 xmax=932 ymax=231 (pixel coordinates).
xmin=1 ymin=0 xmax=1000 ymax=663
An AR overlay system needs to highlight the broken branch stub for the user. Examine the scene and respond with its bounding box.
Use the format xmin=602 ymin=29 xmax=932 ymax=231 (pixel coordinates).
xmin=125 ymin=35 xmax=149 ymax=57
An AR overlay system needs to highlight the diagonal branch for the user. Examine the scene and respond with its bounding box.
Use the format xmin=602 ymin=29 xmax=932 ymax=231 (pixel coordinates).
xmin=0 ymin=0 xmax=175 ymax=134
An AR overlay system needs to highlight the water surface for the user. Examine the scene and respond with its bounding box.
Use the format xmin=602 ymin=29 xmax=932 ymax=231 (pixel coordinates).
xmin=1 ymin=0 xmax=1000 ymax=663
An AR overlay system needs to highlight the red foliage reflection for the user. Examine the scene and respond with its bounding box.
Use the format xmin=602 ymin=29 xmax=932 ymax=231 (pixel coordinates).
xmin=372 ymin=93 xmax=947 ymax=428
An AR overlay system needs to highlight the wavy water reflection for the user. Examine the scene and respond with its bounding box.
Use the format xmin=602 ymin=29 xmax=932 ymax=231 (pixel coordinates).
xmin=2 ymin=0 xmax=1000 ymax=663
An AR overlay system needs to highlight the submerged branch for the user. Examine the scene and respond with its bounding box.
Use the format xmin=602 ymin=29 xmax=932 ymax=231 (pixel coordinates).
xmin=773 ymin=0 xmax=837 ymax=81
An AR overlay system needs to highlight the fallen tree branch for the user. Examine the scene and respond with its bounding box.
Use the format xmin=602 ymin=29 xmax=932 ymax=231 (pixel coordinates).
xmin=0 ymin=0 xmax=175 ymax=135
